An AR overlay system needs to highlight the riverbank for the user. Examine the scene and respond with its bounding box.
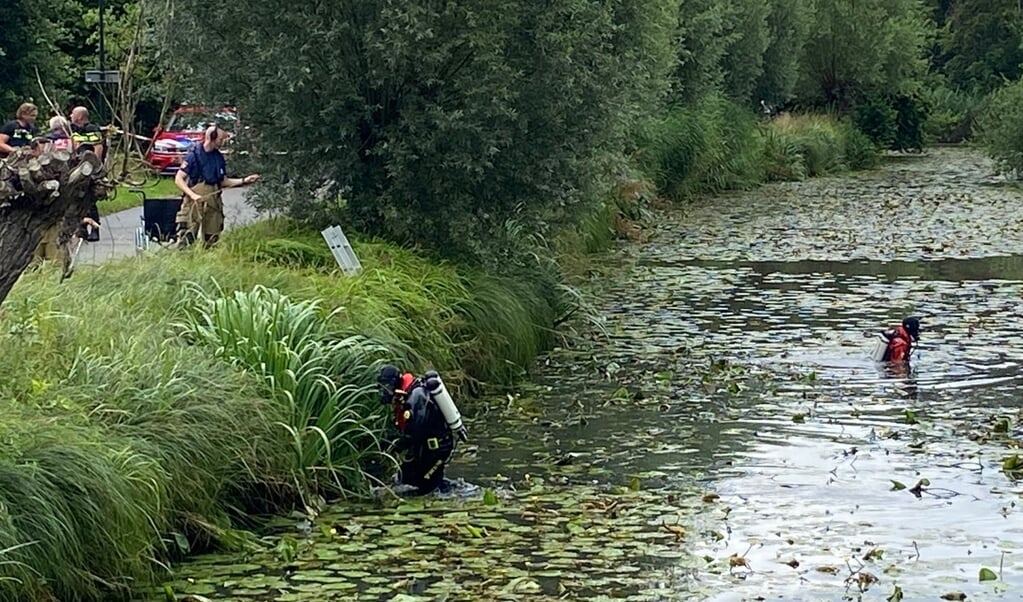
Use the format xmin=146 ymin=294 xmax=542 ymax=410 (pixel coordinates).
xmin=0 ymin=215 xmax=584 ymax=600
xmin=0 ymin=111 xmax=879 ymax=601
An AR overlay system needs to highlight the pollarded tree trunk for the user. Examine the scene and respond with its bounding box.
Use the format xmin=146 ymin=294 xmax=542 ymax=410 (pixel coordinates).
xmin=0 ymin=147 xmax=110 ymax=305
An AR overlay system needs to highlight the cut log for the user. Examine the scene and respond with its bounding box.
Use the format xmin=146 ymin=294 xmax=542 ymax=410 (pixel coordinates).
xmin=17 ymin=169 xmax=37 ymax=195
xmin=68 ymin=161 xmax=94 ymax=184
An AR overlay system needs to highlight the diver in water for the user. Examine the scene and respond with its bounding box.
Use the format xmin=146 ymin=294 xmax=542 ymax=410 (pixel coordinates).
xmin=870 ymin=317 xmax=921 ymax=381
xmin=880 ymin=316 xmax=921 ymax=363
xmin=377 ymin=365 xmax=469 ymax=495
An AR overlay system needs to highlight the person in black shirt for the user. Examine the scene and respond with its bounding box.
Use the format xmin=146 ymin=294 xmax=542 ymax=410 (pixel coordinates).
xmin=69 ymin=106 xmax=105 ymax=161
xmin=0 ymin=103 xmax=39 ymax=157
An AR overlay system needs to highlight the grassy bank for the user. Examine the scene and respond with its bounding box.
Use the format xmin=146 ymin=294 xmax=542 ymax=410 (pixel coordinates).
xmin=0 ymin=102 xmax=878 ymax=601
xmin=0 ymin=220 xmax=575 ymax=599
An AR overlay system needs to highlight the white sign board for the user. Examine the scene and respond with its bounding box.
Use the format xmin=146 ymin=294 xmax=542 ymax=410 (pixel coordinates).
xmin=321 ymin=225 xmax=362 ymax=276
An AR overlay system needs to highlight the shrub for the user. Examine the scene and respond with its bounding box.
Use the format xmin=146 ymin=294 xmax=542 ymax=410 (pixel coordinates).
xmin=976 ymin=80 xmax=1023 ymax=174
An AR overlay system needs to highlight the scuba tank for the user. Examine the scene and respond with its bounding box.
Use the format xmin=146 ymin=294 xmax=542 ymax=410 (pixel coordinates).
xmin=870 ymin=332 xmax=890 ymax=362
xmin=423 ymin=370 xmax=468 ymax=442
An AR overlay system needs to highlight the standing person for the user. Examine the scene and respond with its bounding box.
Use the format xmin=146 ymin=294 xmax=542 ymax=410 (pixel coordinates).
xmin=69 ymin=106 xmax=105 ymax=160
xmin=173 ymin=124 xmax=260 ymax=247
xmin=46 ymin=116 xmax=75 ymax=152
xmin=0 ymin=103 xmax=39 ymax=157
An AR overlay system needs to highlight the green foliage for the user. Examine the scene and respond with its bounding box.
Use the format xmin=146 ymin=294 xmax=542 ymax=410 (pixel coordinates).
xmin=0 ymin=0 xmax=68 ymax=115
xmin=763 ymin=113 xmax=878 ymax=180
xmin=976 ymin=79 xmax=1023 ymax=174
xmin=797 ymin=0 xmax=932 ymax=109
xmin=720 ymin=0 xmax=772 ymax=105
xmin=674 ymin=0 xmax=730 ymax=103
xmin=162 ymin=0 xmax=678 ymax=266
xmin=177 ymin=285 xmax=391 ymax=496
xmin=852 ymin=92 xmax=928 ymax=151
xmin=636 ymin=97 xmax=878 ymax=198
xmin=0 ymin=296 xmax=291 ymax=600
xmin=920 ymin=83 xmax=981 ymax=143
xmin=936 ymin=0 xmax=1023 ymax=94
xmin=635 ymin=95 xmax=765 ymax=200
xmin=754 ymin=0 xmax=811 ymax=106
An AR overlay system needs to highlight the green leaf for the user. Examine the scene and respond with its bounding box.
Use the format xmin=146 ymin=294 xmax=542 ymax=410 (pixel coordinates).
xmin=890 ymin=480 xmax=906 ymax=491
xmin=979 ymin=567 xmax=998 ymax=582
xmin=482 ymin=488 xmax=498 ymax=506
xmin=172 ymin=532 xmax=190 ymax=554
xmin=629 ymin=476 xmax=641 ymax=491
xmin=887 ymin=584 xmax=904 ymax=602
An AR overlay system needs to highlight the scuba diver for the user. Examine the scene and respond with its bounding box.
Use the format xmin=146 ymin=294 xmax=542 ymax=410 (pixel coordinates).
xmin=871 ymin=316 xmax=921 ymax=363
xmin=377 ymin=364 xmax=469 ymax=495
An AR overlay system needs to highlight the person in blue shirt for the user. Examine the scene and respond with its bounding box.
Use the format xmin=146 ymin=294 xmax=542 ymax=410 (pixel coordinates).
xmin=173 ymin=124 xmax=260 ymax=246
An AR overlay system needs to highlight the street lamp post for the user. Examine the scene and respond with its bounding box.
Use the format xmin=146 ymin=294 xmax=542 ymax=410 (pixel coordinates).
xmin=98 ymin=0 xmax=106 ymax=123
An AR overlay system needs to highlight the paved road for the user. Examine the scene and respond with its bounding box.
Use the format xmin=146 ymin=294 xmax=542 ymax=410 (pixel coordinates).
xmin=74 ymin=187 xmax=262 ymax=266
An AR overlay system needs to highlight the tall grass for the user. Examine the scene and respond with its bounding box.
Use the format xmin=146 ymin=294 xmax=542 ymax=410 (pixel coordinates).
xmin=0 ymin=311 xmax=290 ymax=600
xmin=177 ymin=284 xmax=392 ymax=497
xmin=635 ymin=99 xmax=880 ymax=198
xmin=635 ymin=94 xmax=766 ymax=200
xmin=763 ymin=113 xmax=879 ymax=180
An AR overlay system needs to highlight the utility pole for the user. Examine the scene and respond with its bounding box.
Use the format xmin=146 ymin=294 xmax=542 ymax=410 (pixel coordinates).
xmin=98 ymin=0 xmax=106 ymax=123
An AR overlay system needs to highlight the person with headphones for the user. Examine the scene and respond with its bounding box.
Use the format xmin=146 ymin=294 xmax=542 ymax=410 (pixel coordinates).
xmin=174 ymin=123 xmax=260 ymax=247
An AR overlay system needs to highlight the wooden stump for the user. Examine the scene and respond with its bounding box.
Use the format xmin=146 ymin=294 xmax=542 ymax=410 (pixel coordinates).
xmin=0 ymin=147 xmax=111 ymax=303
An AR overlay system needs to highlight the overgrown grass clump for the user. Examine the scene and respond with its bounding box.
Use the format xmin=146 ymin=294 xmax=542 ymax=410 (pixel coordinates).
xmin=0 ymin=220 xmax=571 ymax=600
xmin=763 ymin=113 xmax=879 ymax=181
xmin=635 ymin=99 xmax=880 ymax=200
xmin=0 ymin=290 xmax=292 ymax=600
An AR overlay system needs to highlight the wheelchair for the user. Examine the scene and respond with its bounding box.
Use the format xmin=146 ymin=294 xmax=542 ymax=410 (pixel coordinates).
xmin=133 ymin=189 xmax=183 ymax=253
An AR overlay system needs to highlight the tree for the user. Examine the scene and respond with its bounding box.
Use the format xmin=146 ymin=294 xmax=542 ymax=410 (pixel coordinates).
xmin=0 ymin=148 xmax=110 ymax=305
xmin=754 ymin=0 xmax=811 ymax=107
xmin=0 ymin=0 xmax=69 ymax=116
xmin=720 ymin=0 xmax=772 ymax=105
xmin=161 ymin=0 xmax=678 ymax=265
xmin=938 ymin=0 xmax=1023 ymax=93
xmin=797 ymin=0 xmax=931 ymax=109
xmin=674 ymin=0 xmax=731 ymax=103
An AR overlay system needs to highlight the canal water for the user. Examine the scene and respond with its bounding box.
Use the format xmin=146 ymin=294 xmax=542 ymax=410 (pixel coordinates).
xmin=156 ymin=147 xmax=1023 ymax=601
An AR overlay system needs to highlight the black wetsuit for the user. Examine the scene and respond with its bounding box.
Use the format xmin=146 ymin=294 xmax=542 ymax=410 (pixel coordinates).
xmin=395 ymin=385 xmax=455 ymax=494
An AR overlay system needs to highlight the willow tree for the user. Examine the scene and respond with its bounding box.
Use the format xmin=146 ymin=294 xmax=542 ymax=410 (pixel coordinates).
xmin=797 ymin=0 xmax=931 ymax=109
xmin=162 ymin=0 xmax=678 ymax=266
xmin=0 ymin=147 xmax=109 ymax=303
